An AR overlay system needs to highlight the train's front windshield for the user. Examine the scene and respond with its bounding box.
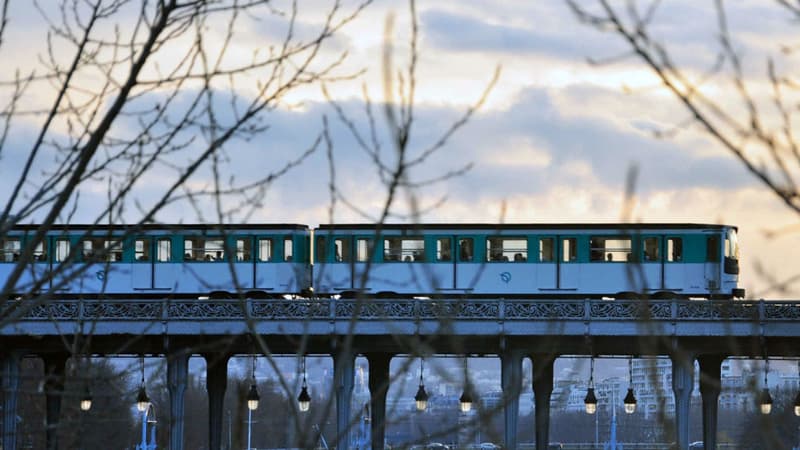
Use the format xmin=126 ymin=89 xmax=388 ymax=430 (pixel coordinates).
xmin=725 ymin=228 xmax=739 ymax=260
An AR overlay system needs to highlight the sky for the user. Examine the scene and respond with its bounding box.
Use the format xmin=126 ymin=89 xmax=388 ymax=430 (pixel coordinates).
xmin=1 ymin=1 xmax=799 ymax=298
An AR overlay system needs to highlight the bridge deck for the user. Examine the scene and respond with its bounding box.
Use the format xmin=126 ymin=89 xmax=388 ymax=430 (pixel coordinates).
xmin=2 ymin=298 xmax=799 ymax=356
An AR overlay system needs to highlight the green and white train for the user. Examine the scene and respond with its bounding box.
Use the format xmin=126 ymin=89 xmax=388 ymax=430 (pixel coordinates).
xmin=1 ymin=223 xmax=744 ymax=299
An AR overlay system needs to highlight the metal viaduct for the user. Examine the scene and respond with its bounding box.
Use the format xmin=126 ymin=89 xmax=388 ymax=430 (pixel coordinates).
xmin=2 ymin=297 xmax=800 ymax=450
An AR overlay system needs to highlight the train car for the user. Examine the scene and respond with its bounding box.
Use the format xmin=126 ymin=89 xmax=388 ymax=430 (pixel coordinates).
xmin=0 ymin=224 xmax=311 ymax=298
xmin=312 ymin=223 xmax=744 ymax=299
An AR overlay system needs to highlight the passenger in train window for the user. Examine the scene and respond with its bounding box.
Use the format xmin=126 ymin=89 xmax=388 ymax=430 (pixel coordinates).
xmin=437 ymin=238 xmax=451 ymax=261
xmin=204 ymin=254 xmax=213 ymax=261
xmin=185 ymin=253 xmax=193 ymax=261
xmin=643 ymin=238 xmax=659 ymax=261
xmin=459 ymin=239 xmax=473 ymax=261
xmin=514 ymin=253 xmax=526 ymax=262
xmin=606 ymin=253 xmax=613 ymax=261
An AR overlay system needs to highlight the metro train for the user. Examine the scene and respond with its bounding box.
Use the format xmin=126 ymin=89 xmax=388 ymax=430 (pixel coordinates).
xmin=0 ymin=223 xmax=744 ymax=299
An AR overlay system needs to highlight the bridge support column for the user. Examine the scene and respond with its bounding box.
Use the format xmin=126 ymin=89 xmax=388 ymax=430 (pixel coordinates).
xmin=205 ymin=353 xmax=230 ymax=450
xmin=531 ymin=354 xmax=555 ymax=450
xmin=501 ymin=350 xmax=523 ymax=450
xmin=698 ymin=355 xmax=725 ymax=450
xmin=43 ymin=354 xmax=67 ymax=450
xmin=2 ymin=352 xmax=21 ymax=450
xmin=168 ymin=352 xmax=190 ymax=450
xmin=366 ymin=353 xmax=391 ymax=450
xmin=334 ymin=350 xmax=356 ymax=450
xmin=671 ymin=351 xmax=695 ymax=450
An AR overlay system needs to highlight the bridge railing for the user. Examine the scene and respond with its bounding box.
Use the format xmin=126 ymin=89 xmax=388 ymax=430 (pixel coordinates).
xmin=2 ymin=298 xmax=799 ymax=322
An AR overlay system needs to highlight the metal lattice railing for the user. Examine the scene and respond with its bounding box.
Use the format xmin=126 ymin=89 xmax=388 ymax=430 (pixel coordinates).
xmin=2 ymin=298 xmax=798 ymax=322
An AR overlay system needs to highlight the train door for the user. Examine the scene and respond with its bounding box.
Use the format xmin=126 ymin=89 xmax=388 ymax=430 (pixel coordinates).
xmin=132 ymin=236 xmax=153 ymax=289
xmin=430 ymin=235 xmax=454 ymax=291
xmin=704 ymin=234 xmax=721 ymax=292
xmin=536 ymin=236 xmax=557 ymax=290
xmin=132 ymin=236 xmax=175 ymax=290
xmin=663 ymin=236 xmax=685 ymax=291
xmin=351 ymin=235 xmax=375 ymax=292
xmin=332 ymin=235 xmax=354 ymax=291
xmin=559 ymin=236 xmax=579 ymax=289
xmin=640 ymin=235 xmax=662 ymax=291
xmin=51 ymin=236 xmax=74 ymax=292
xmin=455 ymin=235 xmax=478 ymax=291
xmin=254 ymin=236 xmax=277 ymax=290
xmin=153 ymin=237 xmax=175 ymax=289
xmin=232 ymin=236 xmax=255 ymax=290
xmin=32 ymin=237 xmax=50 ymax=293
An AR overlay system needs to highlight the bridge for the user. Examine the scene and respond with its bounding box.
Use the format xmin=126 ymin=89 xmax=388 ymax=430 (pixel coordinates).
xmin=2 ymin=298 xmax=800 ymax=450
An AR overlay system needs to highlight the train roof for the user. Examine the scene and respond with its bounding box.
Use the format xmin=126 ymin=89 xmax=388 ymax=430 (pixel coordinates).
xmin=8 ymin=223 xmax=310 ymax=232
xmin=315 ymin=223 xmax=736 ymax=231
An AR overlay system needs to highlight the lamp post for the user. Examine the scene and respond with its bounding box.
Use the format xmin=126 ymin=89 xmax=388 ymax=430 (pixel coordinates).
xmin=623 ymin=357 xmax=637 ymax=414
xmin=298 ymin=355 xmax=311 ymax=412
xmin=459 ymin=358 xmax=473 ymax=413
xmin=80 ymin=385 xmax=92 ymax=412
xmin=584 ymin=357 xmax=597 ymax=415
xmin=247 ymin=356 xmax=260 ymax=450
xmin=415 ymin=358 xmax=428 ymax=412
xmin=135 ymin=357 xmax=156 ymax=450
xmin=138 ymin=403 xmax=157 ymax=450
xmin=760 ymin=359 xmax=772 ymax=415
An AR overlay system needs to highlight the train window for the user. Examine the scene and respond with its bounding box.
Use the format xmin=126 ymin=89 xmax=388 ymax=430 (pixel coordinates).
xmin=184 ymin=239 xmax=194 ymax=261
xmin=33 ymin=242 xmax=46 ymax=261
xmin=184 ymin=238 xmax=223 ymax=261
xmin=55 ymin=239 xmax=70 ymax=262
xmin=725 ymin=229 xmax=739 ymax=260
xmin=208 ymin=239 xmax=224 ymax=261
xmin=1 ymin=239 xmax=20 ymax=262
xmin=81 ymin=238 xmax=115 ymax=262
xmin=284 ymin=238 xmax=293 ymax=262
xmin=82 ymin=240 xmax=94 ymax=261
xmin=539 ymin=238 xmax=554 ymax=262
xmin=562 ymin=238 xmax=577 ymax=262
xmin=157 ymin=239 xmax=172 ymax=262
xmin=458 ymin=238 xmax=474 ymax=262
xmin=643 ymin=238 xmax=659 ymax=261
xmin=135 ymin=239 xmax=151 ymax=261
xmin=667 ymin=238 xmax=682 ymax=262
xmin=236 ymin=238 xmax=251 ymax=261
xmin=335 ymin=238 xmax=351 ymax=262
xmin=706 ymin=236 xmax=720 ymax=262
xmin=384 ymin=237 xmax=425 ymax=262
xmin=258 ymin=238 xmax=273 ymax=262
xmin=486 ymin=237 xmax=527 ymax=262
xmin=107 ymin=240 xmax=123 ymax=261
xmin=589 ymin=237 xmax=631 ymax=262
xmin=436 ymin=238 xmax=452 ymax=262
xmin=356 ymin=238 xmax=372 ymax=262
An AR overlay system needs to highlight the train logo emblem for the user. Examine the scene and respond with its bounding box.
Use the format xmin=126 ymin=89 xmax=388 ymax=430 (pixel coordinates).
xmin=500 ymin=272 xmax=511 ymax=284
